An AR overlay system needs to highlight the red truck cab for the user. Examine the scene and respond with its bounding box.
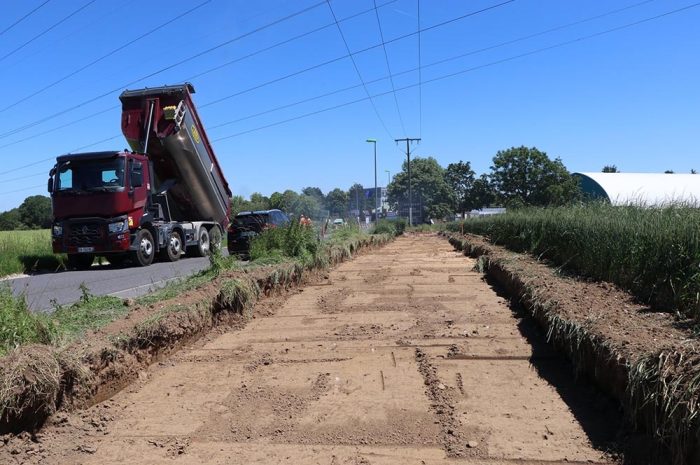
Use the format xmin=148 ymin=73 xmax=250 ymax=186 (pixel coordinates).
xmin=49 ymin=151 xmax=152 ymax=269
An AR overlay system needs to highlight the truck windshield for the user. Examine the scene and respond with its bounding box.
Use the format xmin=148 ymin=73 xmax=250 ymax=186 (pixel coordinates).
xmin=56 ymin=158 xmax=126 ymax=192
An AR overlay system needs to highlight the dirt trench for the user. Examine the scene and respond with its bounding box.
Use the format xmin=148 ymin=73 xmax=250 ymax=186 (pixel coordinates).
xmin=1 ymin=234 xmax=622 ymax=464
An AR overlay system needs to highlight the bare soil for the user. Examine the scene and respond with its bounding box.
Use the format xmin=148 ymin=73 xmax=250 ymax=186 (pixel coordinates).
xmin=0 ymin=234 xmax=622 ymax=464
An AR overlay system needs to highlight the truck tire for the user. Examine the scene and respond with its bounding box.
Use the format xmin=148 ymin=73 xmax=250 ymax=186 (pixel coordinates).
xmin=209 ymin=225 xmax=222 ymax=254
xmin=67 ymin=253 xmax=94 ymax=270
xmin=161 ymin=231 xmax=183 ymax=262
xmin=132 ymin=229 xmax=155 ymax=266
xmin=191 ymin=227 xmax=210 ymax=257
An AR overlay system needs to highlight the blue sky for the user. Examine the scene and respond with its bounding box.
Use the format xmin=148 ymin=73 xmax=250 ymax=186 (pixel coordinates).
xmin=0 ymin=0 xmax=698 ymax=211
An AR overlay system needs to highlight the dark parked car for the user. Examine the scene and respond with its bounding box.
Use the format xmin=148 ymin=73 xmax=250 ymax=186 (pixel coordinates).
xmin=227 ymin=209 xmax=290 ymax=257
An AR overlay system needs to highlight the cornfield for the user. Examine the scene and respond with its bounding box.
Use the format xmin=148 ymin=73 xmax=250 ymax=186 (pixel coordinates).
xmin=452 ymin=203 xmax=700 ymax=320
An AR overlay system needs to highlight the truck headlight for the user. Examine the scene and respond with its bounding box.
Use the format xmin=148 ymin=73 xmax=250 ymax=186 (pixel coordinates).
xmin=52 ymin=224 xmax=63 ymax=236
xmin=108 ymin=219 xmax=128 ymax=234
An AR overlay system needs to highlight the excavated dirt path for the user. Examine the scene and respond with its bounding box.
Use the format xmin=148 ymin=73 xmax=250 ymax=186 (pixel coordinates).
xmin=3 ymin=234 xmax=622 ymax=464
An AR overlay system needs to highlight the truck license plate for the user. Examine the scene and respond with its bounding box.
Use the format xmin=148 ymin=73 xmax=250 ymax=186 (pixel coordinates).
xmin=78 ymin=247 xmax=95 ymax=253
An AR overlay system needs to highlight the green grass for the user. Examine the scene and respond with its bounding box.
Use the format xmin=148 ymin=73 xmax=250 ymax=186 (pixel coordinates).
xmin=0 ymin=230 xmax=63 ymax=277
xmin=250 ymin=219 xmax=321 ymax=265
xmin=451 ymin=203 xmax=700 ymax=320
xmin=0 ymin=284 xmax=125 ymax=355
xmin=371 ymin=218 xmax=406 ymax=236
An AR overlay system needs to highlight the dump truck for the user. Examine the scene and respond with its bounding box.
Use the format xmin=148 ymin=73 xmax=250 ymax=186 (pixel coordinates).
xmin=47 ymin=83 xmax=231 ymax=269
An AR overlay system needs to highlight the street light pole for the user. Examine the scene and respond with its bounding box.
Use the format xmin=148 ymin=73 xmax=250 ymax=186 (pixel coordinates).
xmin=385 ymin=170 xmax=390 ymax=185
xmin=366 ymin=138 xmax=378 ymax=227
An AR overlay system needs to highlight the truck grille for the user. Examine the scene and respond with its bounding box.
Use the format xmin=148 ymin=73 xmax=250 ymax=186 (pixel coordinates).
xmin=67 ymin=222 xmax=103 ymax=246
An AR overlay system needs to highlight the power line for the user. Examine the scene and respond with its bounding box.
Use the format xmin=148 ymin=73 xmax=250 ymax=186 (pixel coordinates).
xmin=183 ymin=0 xmax=401 ymax=83
xmin=0 ymin=171 xmax=48 ymax=184
xmin=0 ymin=0 xmax=331 ymax=140
xmin=1 ymin=0 xmax=212 ymax=113
xmin=211 ymin=1 xmax=700 ymax=142
xmin=0 ymin=0 xmax=662 ymax=176
xmin=203 ymin=0 xmax=667 ymax=132
xmin=0 ymin=184 xmax=45 ymax=195
xmin=0 ymin=0 xmax=401 ymax=152
xmin=0 ymin=0 xmax=52 ymax=36
xmin=0 ymin=105 xmax=118 ymax=152
xmin=199 ymin=0 xmax=517 ymax=110
xmin=373 ymin=0 xmax=407 ymax=137
xmin=0 ymin=0 xmax=96 ymax=63
xmin=0 ymin=134 xmax=122 ymax=179
xmin=326 ymin=0 xmax=394 ymax=140
xmin=417 ymin=0 xmax=423 ymax=138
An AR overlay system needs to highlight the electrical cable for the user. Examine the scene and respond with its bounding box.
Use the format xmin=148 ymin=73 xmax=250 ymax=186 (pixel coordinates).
xmin=0 ymin=0 xmax=331 ymax=140
xmin=0 ymin=0 xmax=212 ymax=113
xmin=0 ymin=0 xmax=52 ymax=37
xmin=0 ymin=0 xmax=96 ymax=63
xmin=201 ymin=0 xmax=665 ymax=132
xmin=199 ymin=0 xmax=516 ymax=110
xmin=417 ymin=0 xmax=422 ymax=138
xmin=211 ymin=1 xmax=700 ymax=142
xmin=0 ymin=105 xmax=118 ymax=153
xmin=0 ymin=0 xmax=401 ymax=152
xmin=0 ymin=0 xmax=512 ymax=142
xmin=373 ymin=0 xmax=407 ymax=137
xmin=326 ymin=0 xmax=395 ymax=140
xmin=183 ymin=0 xmax=401 ymax=83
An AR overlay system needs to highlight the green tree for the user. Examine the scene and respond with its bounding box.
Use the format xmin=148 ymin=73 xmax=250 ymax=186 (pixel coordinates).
xmin=347 ymin=183 xmax=365 ymax=218
xmin=387 ymin=156 xmax=453 ymax=222
xmin=325 ymin=188 xmax=348 ymax=217
xmin=301 ymin=187 xmax=324 ymax=200
xmin=0 ymin=208 xmax=21 ymax=230
xmin=17 ymin=195 xmax=52 ymax=229
xmin=248 ymin=192 xmax=270 ymax=211
xmin=466 ymin=174 xmax=497 ymax=210
xmin=269 ymin=192 xmax=284 ymax=210
xmin=602 ymin=165 xmax=619 ymax=173
xmin=489 ymin=146 xmax=580 ymax=207
xmin=230 ymin=193 xmax=270 ymax=216
xmin=444 ymin=161 xmax=475 ymax=215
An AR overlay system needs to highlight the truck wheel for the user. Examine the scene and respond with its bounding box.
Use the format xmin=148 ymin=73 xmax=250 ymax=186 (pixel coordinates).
xmin=161 ymin=231 xmax=182 ymax=262
xmin=67 ymin=253 xmax=94 ymax=270
xmin=192 ymin=227 xmax=210 ymax=257
xmin=209 ymin=226 xmax=222 ymax=254
xmin=132 ymin=229 xmax=155 ymax=266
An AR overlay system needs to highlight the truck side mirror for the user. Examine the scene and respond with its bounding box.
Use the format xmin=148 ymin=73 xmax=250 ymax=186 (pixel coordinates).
xmin=47 ymin=178 xmax=54 ymax=193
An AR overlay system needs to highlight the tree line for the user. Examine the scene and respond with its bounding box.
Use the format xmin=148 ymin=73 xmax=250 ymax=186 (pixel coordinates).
xmin=232 ymin=146 xmax=582 ymax=222
xmin=8 ymin=145 xmax=686 ymax=231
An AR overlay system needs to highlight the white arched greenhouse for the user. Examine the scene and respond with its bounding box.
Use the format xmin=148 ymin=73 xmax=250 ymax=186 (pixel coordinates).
xmin=573 ymin=172 xmax=700 ymax=206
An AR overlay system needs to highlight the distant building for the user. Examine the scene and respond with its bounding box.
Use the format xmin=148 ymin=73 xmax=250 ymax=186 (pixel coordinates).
xmin=574 ymin=172 xmax=700 ymax=206
xmin=468 ymin=207 xmax=506 ymax=217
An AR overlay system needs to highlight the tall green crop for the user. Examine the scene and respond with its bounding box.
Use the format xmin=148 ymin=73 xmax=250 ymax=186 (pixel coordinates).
xmin=453 ymin=204 xmax=700 ymax=320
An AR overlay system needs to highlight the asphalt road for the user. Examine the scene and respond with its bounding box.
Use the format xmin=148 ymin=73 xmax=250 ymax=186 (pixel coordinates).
xmin=6 ymin=253 xmax=224 ymax=313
